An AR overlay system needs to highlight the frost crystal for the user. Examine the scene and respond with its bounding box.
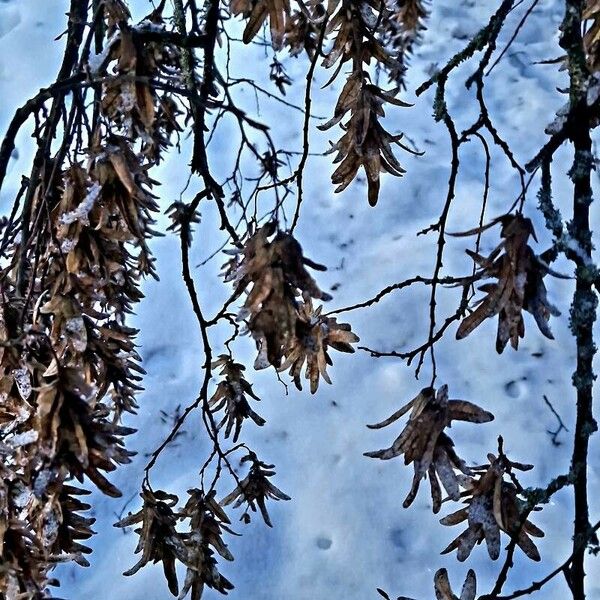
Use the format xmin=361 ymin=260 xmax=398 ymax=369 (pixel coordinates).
xmin=7 ymin=430 xmax=39 ymax=449
xmin=13 ymin=367 xmax=32 ymax=401
xmin=60 ymin=182 xmax=102 ymax=226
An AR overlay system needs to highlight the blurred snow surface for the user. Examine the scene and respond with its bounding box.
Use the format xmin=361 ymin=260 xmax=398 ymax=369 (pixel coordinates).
xmin=0 ymin=0 xmax=599 ymax=599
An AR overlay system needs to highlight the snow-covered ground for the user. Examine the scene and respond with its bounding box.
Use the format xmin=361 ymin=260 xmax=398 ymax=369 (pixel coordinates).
xmin=1 ymin=0 xmax=599 ymax=598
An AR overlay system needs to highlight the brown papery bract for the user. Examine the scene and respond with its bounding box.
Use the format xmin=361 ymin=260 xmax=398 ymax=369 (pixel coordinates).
xmin=365 ymin=385 xmax=494 ymax=513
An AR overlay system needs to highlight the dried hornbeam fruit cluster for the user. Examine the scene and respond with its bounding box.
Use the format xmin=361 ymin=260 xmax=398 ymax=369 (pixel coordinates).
xmin=441 ymin=454 xmax=544 ymax=562
xmin=456 ymin=214 xmax=561 ymax=353
xmin=379 ymin=0 xmax=429 ymax=87
xmin=231 ymin=0 xmax=291 ymax=48
xmin=365 ymin=385 xmax=493 ymax=513
xmin=0 ymin=4 xmax=181 ymax=594
xmin=223 ymin=223 xmax=358 ymax=390
xmin=98 ymin=7 xmax=182 ymax=159
xmin=320 ymin=0 xmax=413 ymax=205
xmin=209 ymin=355 xmax=266 ymax=442
xmin=116 ymin=488 xmax=234 ymax=599
xmin=366 ymin=386 xmax=544 ymax=565
xmin=230 ymin=0 xmax=426 ymax=206
xmin=546 ymin=0 xmax=600 ymax=133
xmin=364 ymin=213 xmax=564 ymax=595
xmin=584 ymin=0 xmax=600 ymax=71
xmin=433 ymin=568 xmax=477 ymax=600
xmin=221 ymin=452 xmax=291 ymax=527
xmin=285 ymin=4 xmax=324 ymax=58
xmin=378 ymin=568 xmax=477 ymax=600
xmin=319 ymin=72 xmax=414 ymax=206
xmin=115 ymin=453 xmax=289 ymax=598
xmin=279 ymin=298 xmax=359 ymax=393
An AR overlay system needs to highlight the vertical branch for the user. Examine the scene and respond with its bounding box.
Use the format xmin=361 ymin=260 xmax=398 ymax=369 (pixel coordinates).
xmin=173 ymin=0 xmax=241 ymax=244
xmin=561 ymin=1 xmax=598 ymax=597
xmin=289 ymin=19 xmax=327 ymax=232
xmin=91 ymin=0 xmax=106 ymax=130
xmin=417 ymin=75 xmax=460 ymax=382
xmin=16 ymin=0 xmax=88 ymax=294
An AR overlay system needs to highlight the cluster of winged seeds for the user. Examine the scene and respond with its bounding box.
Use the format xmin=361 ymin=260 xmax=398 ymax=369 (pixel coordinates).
xmin=366 ymin=385 xmax=545 ymax=566
xmin=584 ymin=0 xmax=600 ymax=71
xmin=231 ymin=0 xmax=420 ymax=206
xmin=366 ymin=211 xmax=564 ymax=596
xmin=209 ymin=355 xmax=266 ymax=442
xmin=230 ymin=0 xmax=291 ymax=49
xmin=456 ymin=214 xmax=561 ymax=353
xmin=116 ymin=488 xmax=234 ymax=600
xmin=379 ymin=0 xmax=429 ymax=87
xmin=318 ymin=72 xmax=414 ymax=206
xmin=99 ymin=2 xmax=182 ymax=160
xmin=319 ymin=0 xmax=416 ymax=206
xmin=432 ymin=569 xmax=477 ymax=600
xmin=279 ymin=298 xmax=359 ymax=393
xmin=365 ymin=385 xmax=493 ymax=513
xmin=116 ymin=456 xmax=292 ymax=595
xmin=284 ymin=2 xmax=324 ymax=58
xmin=224 ymin=223 xmax=359 ymax=391
xmin=441 ymin=453 xmax=544 ymax=563
xmin=0 ymin=2 xmax=182 ymax=594
xmin=221 ymin=452 xmax=291 ymax=527
xmin=379 ymin=568 xmax=476 ymax=600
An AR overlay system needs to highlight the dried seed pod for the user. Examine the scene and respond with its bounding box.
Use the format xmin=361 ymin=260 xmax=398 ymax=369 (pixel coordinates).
xmin=584 ymin=0 xmax=600 ymax=71
xmin=379 ymin=0 xmax=428 ymax=88
xmin=178 ymin=489 xmax=235 ymax=599
xmin=434 ymin=568 xmax=477 ymax=600
xmin=323 ymin=0 xmax=396 ymax=71
xmin=318 ymin=0 xmax=415 ymax=206
xmin=49 ymin=485 xmax=96 ymax=566
xmin=319 ymin=73 xmax=414 ymax=206
xmin=377 ymin=567 xmax=476 ymax=600
xmin=365 ymin=385 xmax=493 ymax=512
xmin=279 ymin=299 xmax=359 ymax=393
xmin=224 ymin=224 xmax=332 ymax=369
xmin=115 ymin=489 xmax=187 ymax=596
xmin=230 ymin=0 xmax=291 ymax=49
xmin=209 ymin=355 xmax=266 ymax=441
xmin=221 ymin=453 xmax=290 ymax=527
xmin=284 ymin=6 xmax=322 ymax=57
xmin=440 ymin=453 xmax=544 ymax=562
xmin=34 ymin=369 xmax=135 ymax=499
xmin=0 ymin=515 xmax=49 ymax=597
xmin=456 ymin=215 xmax=561 ymax=353
xmin=0 ymin=1 xmax=189 ymax=593
xmin=97 ymin=18 xmax=182 ymax=160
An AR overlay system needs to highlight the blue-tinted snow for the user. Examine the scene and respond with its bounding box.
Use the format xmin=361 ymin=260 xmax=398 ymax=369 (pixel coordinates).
xmin=0 ymin=1 xmax=599 ymax=599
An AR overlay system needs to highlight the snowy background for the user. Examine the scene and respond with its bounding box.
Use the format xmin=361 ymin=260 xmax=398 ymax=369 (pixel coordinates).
xmin=1 ymin=0 xmax=599 ymax=598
